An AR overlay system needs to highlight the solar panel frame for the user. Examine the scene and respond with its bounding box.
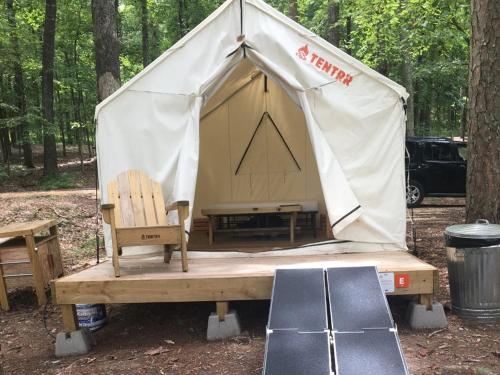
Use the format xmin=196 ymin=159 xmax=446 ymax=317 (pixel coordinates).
xmin=333 ymin=329 xmax=408 ymax=375
xmin=326 ymin=266 xmax=394 ymax=332
xmin=268 ymin=268 xmax=328 ymax=332
xmin=263 ymin=330 xmax=332 ymax=375
xmin=263 ymin=267 xmax=408 ymax=375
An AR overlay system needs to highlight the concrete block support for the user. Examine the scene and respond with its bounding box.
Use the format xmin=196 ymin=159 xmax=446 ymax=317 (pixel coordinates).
xmin=407 ymin=301 xmax=448 ymax=329
xmin=207 ymin=310 xmax=241 ymax=341
xmin=55 ymin=328 xmax=95 ymax=357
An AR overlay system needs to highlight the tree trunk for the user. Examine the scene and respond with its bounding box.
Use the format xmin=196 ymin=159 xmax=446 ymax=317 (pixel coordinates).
xmin=55 ymin=84 xmax=67 ymax=156
xmin=401 ymin=57 xmax=415 ymax=136
xmin=140 ymin=0 xmax=149 ymax=67
xmin=92 ymin=0 xmax=121 ymax=102
xmin=376 ymin=61 xmax=389 ymax=76
xmin=69 ymin=85 xmax=84 ymax=169
xmin=59 ymin=115 xmax=66 ymax=156
xmin=460 ymin=103 xmax=467 ymax=141
xmin=115 ymin=0 xmax=121 ymax=41
xmin=345 ymin=16 xmax=352 ymax=54
xmin=6 ymin=0 xmax=34 ymax=168
xmin=150 ymin=23 xmax=160 ymax=62
xmin=466 ymin=0 xmax=500 ymax=223
xmin=327 ymin=0 xmax=341 ymax=47
xmin=177 ymin=0 xmax=187 ymax=37
xmin=65 ymin=112 xmax=72 ymax=144
xmin=80 ymin=89 xmax=93 ymax=157
xmin=0 ymin=129 xmax=11 ymax=165
xmin=288 ymin=0 xmax=298 ymax=22
xmin=41 ymin=0 xmax=58 ymax=176
xmin=0 ymin=129 xmax=11 ymax=175
xmin=460 ymin=87 xmax=468 ymax=140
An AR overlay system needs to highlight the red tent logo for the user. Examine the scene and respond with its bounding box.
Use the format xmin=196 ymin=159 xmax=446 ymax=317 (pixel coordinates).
xmin=296 ymin=44 xmax=309 ymax=60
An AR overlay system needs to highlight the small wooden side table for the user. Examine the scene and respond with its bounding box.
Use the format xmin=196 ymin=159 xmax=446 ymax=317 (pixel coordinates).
xmin=0 ymin=220 xmax=63 ymax=311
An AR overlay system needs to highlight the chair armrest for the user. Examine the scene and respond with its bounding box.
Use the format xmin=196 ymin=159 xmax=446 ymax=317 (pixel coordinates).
xmin=165 ymin=200 xmax=189 ymax=212
xmin=101 ymin=204 xmax=115 ymax=224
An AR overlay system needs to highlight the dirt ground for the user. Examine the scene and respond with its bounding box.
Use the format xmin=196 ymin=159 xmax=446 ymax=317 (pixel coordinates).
xmin=0 ymin=191 xmax=499 ymax=374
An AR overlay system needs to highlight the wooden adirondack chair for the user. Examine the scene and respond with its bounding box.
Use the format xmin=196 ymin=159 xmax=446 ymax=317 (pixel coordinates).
xmin=101 ymin=170 xmax=189 ymax=277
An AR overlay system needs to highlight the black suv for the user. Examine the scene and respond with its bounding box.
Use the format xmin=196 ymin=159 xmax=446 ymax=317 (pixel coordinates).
xmin=406 ymin=137 xmax=467 ymax=207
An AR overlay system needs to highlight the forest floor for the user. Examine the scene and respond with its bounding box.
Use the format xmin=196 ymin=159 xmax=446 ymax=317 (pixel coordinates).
xmin=0 ymin=152 xmax=499 ymax=374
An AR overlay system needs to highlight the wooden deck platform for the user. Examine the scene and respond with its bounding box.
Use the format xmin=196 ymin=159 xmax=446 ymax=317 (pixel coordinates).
xmin=52 ymin=250 xmax=438 ymax=331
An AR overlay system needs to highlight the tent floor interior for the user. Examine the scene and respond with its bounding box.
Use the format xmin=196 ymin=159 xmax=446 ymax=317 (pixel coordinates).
xmin=187 ymin=231 xmax=328 ymax=252
xmin=52 ymin=250 xmax=439 ymax=333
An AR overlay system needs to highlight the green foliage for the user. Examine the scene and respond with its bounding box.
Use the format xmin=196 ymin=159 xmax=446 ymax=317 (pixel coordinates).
xmin=72 ymin=236 xmax=97 ymax=257
xmin=0 ymin=166 xmax=8 ymax=183
xmin=294 ymin=0 xmax=470 ymax=136
xmin=39 ymin=172 xmax=75 ymax=190
xmin=0 ymin=0 xmax=471 ymax=160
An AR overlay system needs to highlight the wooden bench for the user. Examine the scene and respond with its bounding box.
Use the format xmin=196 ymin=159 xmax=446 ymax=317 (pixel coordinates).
xmin=202 ymin=204 xmax=303 ymax=244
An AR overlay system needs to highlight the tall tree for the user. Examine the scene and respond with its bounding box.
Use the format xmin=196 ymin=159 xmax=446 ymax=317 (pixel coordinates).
xmin=399 ymin=0 xmax=414 ymax=135
xmin=401 ymin=59 xmax=415 ymax=135
xmin=92 ymin=0 xmax=121 ymax=102
xmin=327 ymin=0 xmax=341 ymax=47
xmin=177 ymin=0 xmax=187 ymax=38
xmin=41 ymin=0 xmax=58 ymax=175
xmin=288 ymin=0 xmax=298 ymax=22
xmin=466 ymin=0 xmax=500 ymax=223
xmin=6 ymin=0 xmax=34 ymax=168
xmin=140 ymin=0 xmax=149 ymax=67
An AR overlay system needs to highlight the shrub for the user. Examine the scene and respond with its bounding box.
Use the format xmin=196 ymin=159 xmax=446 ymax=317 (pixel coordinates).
xmin=0 ymin=166 xmax=8 ymax=183
xmin=39 ymin=172 xmax=75 ymax=190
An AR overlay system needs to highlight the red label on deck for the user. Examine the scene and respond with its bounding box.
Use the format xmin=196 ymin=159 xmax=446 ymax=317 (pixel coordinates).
xmin=395 ymin=274 xmax=410 ymax=288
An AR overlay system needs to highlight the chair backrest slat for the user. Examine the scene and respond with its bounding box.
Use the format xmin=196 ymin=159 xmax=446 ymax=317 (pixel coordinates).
xmin=116 ymin=172 xmax=135 ymax=227
xmin=139 ymin=172 xmax=158 ymax=226
xmin=108 ymin=170 xmax=167 ymax=228
xmin=108 ymin=181 xmax=122 ymax=226
xmin=152 ymin=180 xmax=168 ymax=225
xmin=128 ymin=170 xmax=146 ymax=227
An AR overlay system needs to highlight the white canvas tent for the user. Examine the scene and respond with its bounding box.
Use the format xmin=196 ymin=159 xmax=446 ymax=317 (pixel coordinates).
xmin=95 ymin=0 xmax=409 ymax=255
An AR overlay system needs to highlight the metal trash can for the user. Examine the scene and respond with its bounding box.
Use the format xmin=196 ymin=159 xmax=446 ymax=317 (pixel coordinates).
xmin=444 ymin=219 xmax=500 ymax=321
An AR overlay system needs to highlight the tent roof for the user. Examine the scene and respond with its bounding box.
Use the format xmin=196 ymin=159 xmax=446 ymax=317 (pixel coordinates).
xmin=95 ymin=0 xmax=407 ymax=118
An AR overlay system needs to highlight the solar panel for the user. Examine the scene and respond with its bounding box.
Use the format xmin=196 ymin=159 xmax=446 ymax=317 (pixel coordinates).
xmin=268 ymin=268 xmax=327 ymax=332
xmin=333 ymin=330 xmax=408 ymax=375
xmin=263 ymin=331 xmax=331 ymax=375
xmin=263 ymin=267 xmax=408 ymax=375
xmin=326 ymin=267 xmax=394 ymax=332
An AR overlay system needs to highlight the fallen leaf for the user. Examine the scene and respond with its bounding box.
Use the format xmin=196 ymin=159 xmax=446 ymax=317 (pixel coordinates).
xmin=418 ymin=349 xmax=428 ymax=358
xmin=144 ymin=346 xmax=170 ymax=356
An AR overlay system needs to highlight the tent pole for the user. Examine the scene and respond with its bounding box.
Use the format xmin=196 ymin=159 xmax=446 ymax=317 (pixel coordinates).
xmin=235 ymin=112 xmax=302 ymax=175
xmin=235 ymin=112 xmax=267 ymax=175
xmin=266 ymin=112 xmax=301 ymax=172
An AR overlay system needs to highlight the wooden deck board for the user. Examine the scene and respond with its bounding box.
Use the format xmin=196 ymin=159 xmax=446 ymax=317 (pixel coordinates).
xmin=53 ymin=251 xmax=438 ymax=305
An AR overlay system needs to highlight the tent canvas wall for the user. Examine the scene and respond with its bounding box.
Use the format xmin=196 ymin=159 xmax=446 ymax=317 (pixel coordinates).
xmin=195 ymin=59 xmax=325 ymax=218
xmin=95 ymin=0 xmax=409 ymax=255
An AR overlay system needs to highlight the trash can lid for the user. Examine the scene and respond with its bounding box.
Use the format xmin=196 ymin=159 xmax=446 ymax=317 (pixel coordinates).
xmin=445 ymin=219 xmax=500 ymax=240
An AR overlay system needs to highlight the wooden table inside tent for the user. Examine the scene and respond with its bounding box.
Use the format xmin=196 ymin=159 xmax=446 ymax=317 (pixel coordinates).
xmin=201 ymin=204 xmax=303 ymax=245
xmin=0 ymin=220 xmax=63 ymax=311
